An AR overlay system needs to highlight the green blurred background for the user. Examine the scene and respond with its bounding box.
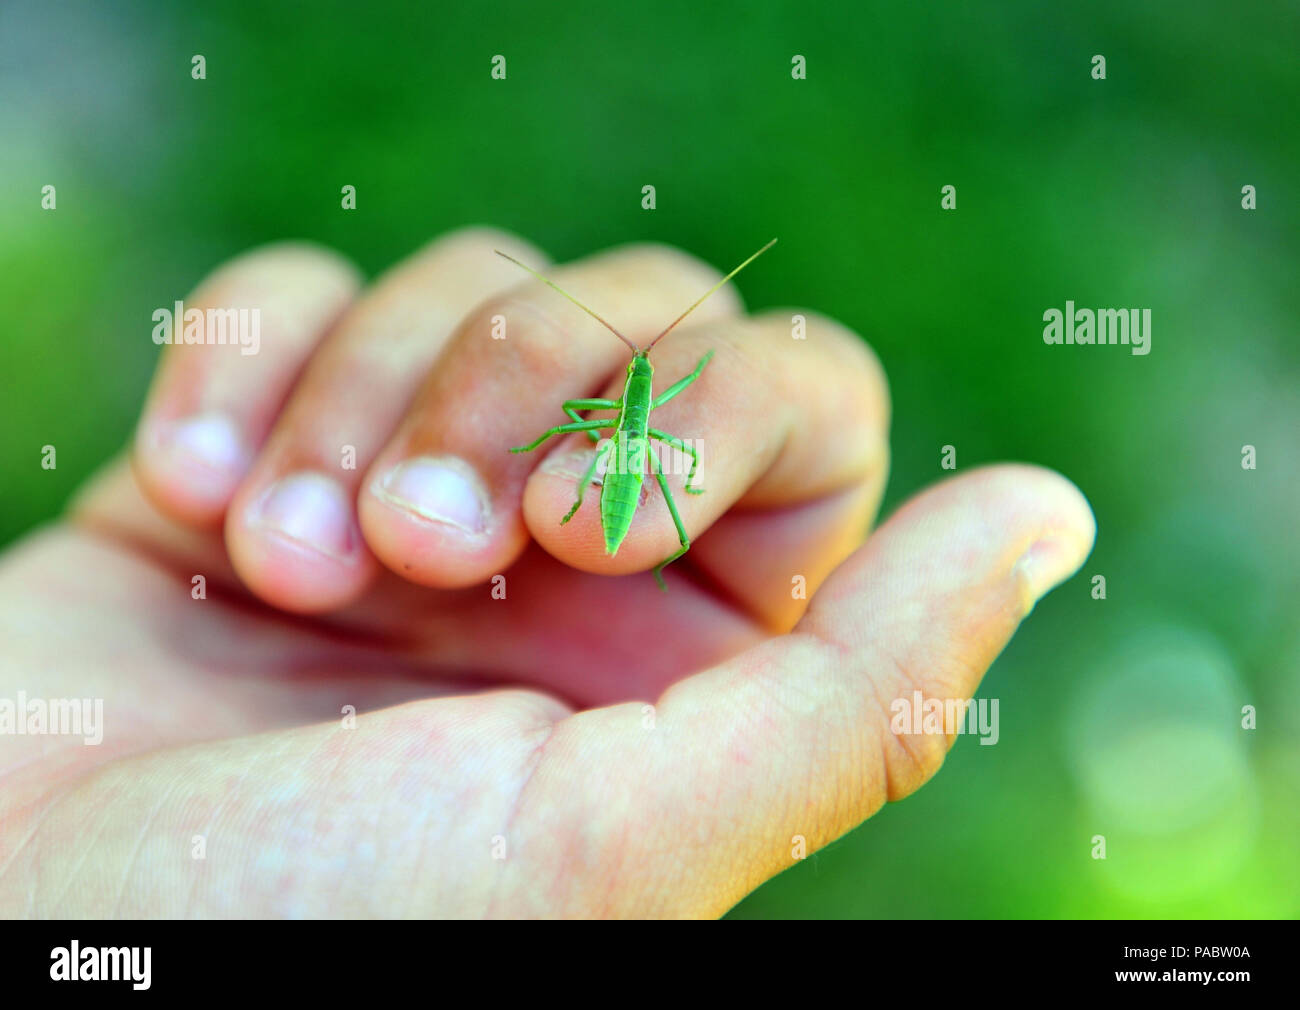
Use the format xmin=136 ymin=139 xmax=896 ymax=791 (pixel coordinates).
xmin=2 ymin=1 xmax=1296 ymax=917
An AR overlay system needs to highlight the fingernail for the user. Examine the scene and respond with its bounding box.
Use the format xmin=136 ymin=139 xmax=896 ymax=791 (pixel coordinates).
xmin=249 ymin=472 xmax=357 ymax=560
xmin=1014 ymin=535 xmax=1087 ymax=608
xmin=539 ymin=449 xmax=604 ymax=482
xmin=149 ymin=412 xmax=250 ymax=489
xmin=374 ymin=456 xmax=489 ymax=534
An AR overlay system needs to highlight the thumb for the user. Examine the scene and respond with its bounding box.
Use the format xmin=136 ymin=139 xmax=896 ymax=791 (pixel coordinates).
xmin=582 ymin=464 xmax=1096 ymax=915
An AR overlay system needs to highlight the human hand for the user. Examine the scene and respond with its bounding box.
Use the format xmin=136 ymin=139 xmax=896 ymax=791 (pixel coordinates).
xmin=0 ymin=229 xmax=1094 ymax=917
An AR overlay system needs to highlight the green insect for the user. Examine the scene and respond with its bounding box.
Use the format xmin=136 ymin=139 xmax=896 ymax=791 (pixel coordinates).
xmin=498 ymin=238 xmax=777 ymax=590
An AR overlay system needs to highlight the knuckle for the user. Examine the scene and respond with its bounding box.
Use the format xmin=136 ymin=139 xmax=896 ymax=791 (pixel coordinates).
xmin=472 ymin=295 xmax=588 ymax=379
xmin=757 ymin=307 xmax=891 ymax=424
xmin=423 ymin=225 xmax=540 ymax=260
xmin=602 ymin=242 xmax=744 ymax=313
xmin=610 ymin=240 xmax=708 ymax=274
xmin=216 ymin=240 xmax=361 ymax=291
xmin=882 ymin=729 xmax=948 ymax=801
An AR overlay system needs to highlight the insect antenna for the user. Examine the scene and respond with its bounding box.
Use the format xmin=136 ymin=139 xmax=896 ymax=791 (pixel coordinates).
xmin=494 ymin=250 xmax=640 ymax=353
xmin=643 ymin=237 xmax=778 ymax=352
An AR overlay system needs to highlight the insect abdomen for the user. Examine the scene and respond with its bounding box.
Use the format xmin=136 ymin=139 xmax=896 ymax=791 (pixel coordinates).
xmin=600 ymin=438 xmax=646 ymax=555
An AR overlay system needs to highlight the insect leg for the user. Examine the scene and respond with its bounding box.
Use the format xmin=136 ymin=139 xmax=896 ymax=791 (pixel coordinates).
xmin=564 ymin=397 xmax=621 ymax=444
xmin=648 ymin=429 xmax=704 ymax=494
xmin=651 ymin=350 xmax=714 ymax=409
xmin=509 ymin=418 xmax=611 ymax=453
xmin=561 ymin=439 xmax=613 ymax=525
xmin=649 ymin=452 xmax=690 ymax=592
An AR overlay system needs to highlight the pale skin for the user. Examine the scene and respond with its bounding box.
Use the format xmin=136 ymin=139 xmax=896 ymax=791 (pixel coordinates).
xmin=0 ymin=229 xmax=1095 ymax=917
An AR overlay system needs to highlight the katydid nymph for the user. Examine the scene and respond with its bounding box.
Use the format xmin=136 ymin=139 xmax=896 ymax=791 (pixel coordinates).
xmin=497 ymin=238 xmax=777 ymax=590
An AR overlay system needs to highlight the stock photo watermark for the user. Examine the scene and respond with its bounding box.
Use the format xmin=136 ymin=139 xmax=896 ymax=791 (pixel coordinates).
xmin=50 ymin=942 xmax=150 ymax=990
xmin=152 ymin=301 xmax=261 ymax=355
xmin=0 ymin=691 xmax=104 ymax=745
xmin=1043 ymin=301 xmax=1151 ymax=356
xmin=542 ymin=433 xmax=706 ymax=485
xmin=889 ymin=690 xmax=1000 ymax=746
